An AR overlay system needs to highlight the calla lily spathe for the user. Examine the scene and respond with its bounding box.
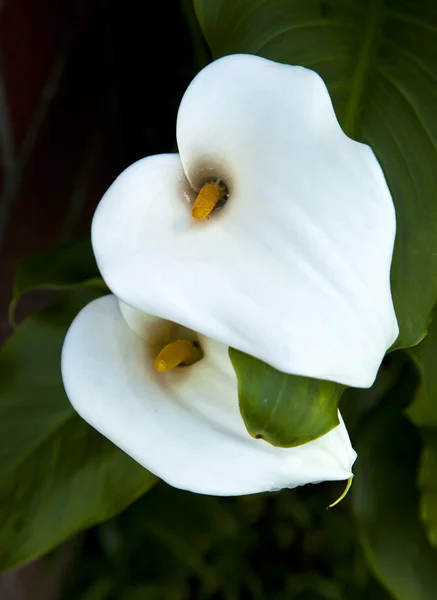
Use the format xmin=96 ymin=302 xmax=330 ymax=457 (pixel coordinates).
xmin=61 ymin=295 xmax=356 ymax=496
xmin=92 ymin=54 xmax=398 ymax=389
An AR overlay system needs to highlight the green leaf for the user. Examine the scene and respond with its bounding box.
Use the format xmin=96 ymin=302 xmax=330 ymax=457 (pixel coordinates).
xmin=0 ymin=291 xmax=156 ymax=572
xmin=418 ymin=432 xmax=437 ymax=549
xmin=194 ymin=0 xmax=437 ymax=351
xmin=406 ymin=309 xmax=437 ymax=428
xmin=352 ymin=389 xmax=437 ymax=599
xmin=13 ymin=238 xmax=100 ymax=294
xmin=9 ymin=238 xmax=108 ymax=326
xmin=229 ymin=349 xmax=343 ymax=446
xmin=404 ymin=311 xmax=437 ymax=549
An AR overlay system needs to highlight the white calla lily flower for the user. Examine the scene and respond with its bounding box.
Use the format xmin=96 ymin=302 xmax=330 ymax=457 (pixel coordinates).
xmin=61 ymin=295 xmax=357 ymax=497
xmin=92 ymin=53 xmax=398 ymax=388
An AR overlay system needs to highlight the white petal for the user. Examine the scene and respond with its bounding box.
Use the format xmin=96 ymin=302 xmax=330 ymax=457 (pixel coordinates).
xmin=61 ymin=295 xmax=356 ymax=496
xmin=92 ymin=54 xmax=398 ymax=388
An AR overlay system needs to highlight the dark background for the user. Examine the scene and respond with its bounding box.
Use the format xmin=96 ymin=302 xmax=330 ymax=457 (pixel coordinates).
xmin=0 ymin=0 xmax=206 ymax=344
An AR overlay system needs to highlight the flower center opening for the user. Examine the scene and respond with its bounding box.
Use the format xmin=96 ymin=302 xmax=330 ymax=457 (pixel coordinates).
xmin=192 ymin=180 xmax=229 ymax=220
xmin=154 ymin=339 xmax=203 ymax=372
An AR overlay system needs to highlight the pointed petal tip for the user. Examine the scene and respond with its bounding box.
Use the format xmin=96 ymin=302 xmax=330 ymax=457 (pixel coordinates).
xmin=326 ymin=476 xmax=354 ymax=510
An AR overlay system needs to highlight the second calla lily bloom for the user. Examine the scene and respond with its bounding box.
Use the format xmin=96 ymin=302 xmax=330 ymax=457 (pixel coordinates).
xmin=61 ymin=295 xmax=356 ymax=496
xmin=92 ymin=54 xmax=398 ymax=389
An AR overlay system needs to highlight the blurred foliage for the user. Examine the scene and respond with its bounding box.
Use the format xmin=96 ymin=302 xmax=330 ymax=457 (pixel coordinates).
xmin=406 ymin=309 xmax=437 ymax=549
xmin=62 ymin=480 xmax=390 ymax=600
xmin=417 ymin=432 xmax=437 ymax=549
xmin=353 ymin=364 xmax=437 ymax=600
xmin=8 ymin=239 xmax=107 ymax=327
xmin=407 ymin=308 xmax=437 ymax=429
xmin=0 ymin=289 xmax=156 ymax=571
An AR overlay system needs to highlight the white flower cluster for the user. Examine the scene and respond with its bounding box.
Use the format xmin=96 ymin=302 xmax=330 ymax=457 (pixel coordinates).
xmin=61 ymin=55 xmax=398 ymax=496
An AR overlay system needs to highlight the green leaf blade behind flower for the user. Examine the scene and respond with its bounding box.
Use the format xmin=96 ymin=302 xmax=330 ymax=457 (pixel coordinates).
xmin=229 ymin=349 xmax=343 ymax=447
xmin=9 ymin=238 xmax=108 ymax=326
xmin=0 ymin=291 xmax=156 ymax=572
xmin=406 ymin=308 xmax=437 ymax=429
xmin=406 ymin=309 xmax=437 ymax=548
xmin=352 ymin=396 xmax=437 ymax=600
xmin=13 ymin=238 xmax=100 ymax=295
xmin=418 ymin=432 xmax=437 ymax=549
xmin=194 ymin=0 xmax=437 ymax=351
